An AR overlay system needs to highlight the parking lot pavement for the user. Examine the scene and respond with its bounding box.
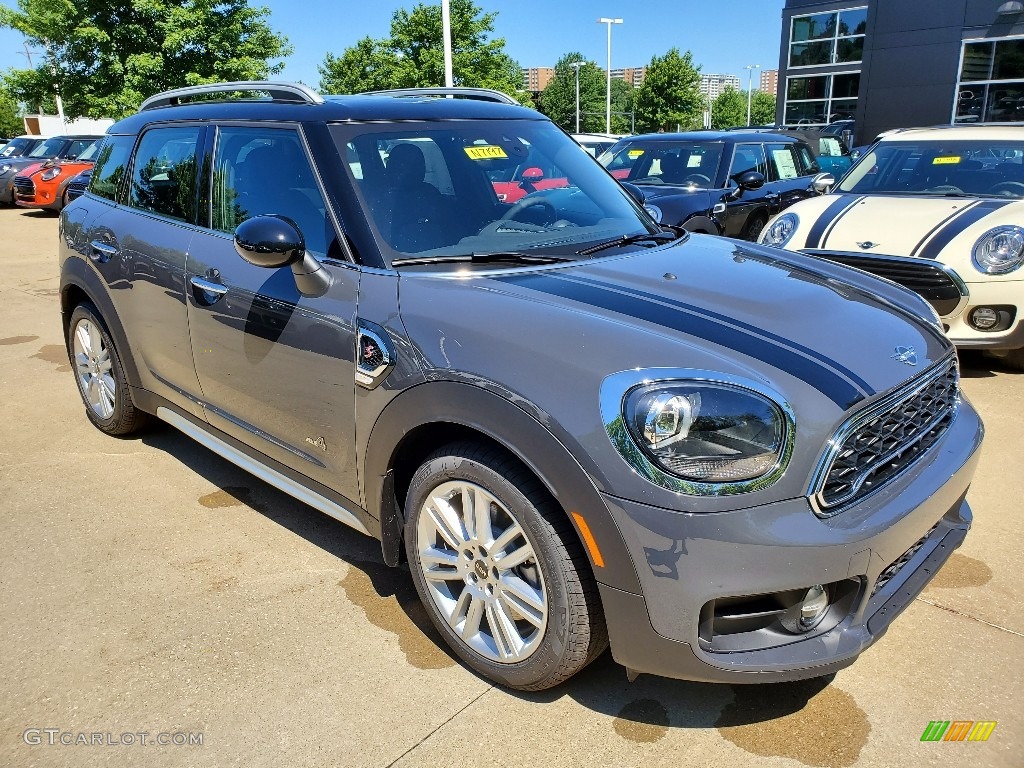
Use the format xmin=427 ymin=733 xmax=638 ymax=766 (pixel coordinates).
xmin=1 ymin=205 xmax=1020 ymax=768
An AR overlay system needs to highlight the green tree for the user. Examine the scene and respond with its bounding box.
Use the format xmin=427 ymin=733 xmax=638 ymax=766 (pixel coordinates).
xmin=319 ymin=0 xmax=529 ymax=105
xmin=538 ymin=53 xmax=605 ymax=132
xmin=610 ymin=78 xmax=634 ymax=134
xmin=0 ymin=0 xmax=292 ymax=119
xmin=751 ymin=90 xmax=777 ymax=126
xmin=633 ymin=48 xmax=702 ymax=133
xmin=0 ymin=86 xmax=23 ymax=137
xmin=711 ymin=87 xmax=746 ymax=129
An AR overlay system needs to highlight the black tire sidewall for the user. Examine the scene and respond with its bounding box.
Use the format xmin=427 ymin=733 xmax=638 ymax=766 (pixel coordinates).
xmin=404 ymin=449 xmax=578 ymax=689
xmin=67 ymin=304 xmax=134 ymax=435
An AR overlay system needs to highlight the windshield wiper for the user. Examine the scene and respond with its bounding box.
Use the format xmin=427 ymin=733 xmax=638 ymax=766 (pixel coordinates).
xmin=576 ymin=229 xmax=683 ymax=256
xmin=391 ymin=252 xmax=574 ymax=267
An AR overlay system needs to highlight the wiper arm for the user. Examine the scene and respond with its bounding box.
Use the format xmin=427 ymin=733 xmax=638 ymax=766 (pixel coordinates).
xmin=391 ymin=252 xmax=573 ymax=267
xmin=576 ymin=229 xmax=682 ymax=256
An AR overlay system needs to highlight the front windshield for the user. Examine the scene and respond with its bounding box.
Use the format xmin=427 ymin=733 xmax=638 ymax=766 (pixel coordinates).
xmin=1 ymin=137 xmax=32 ymax=157
xmin=77 ymin=140 xmax=100 ymax=162
xmin=599 ymin=140 xmax=723 ymax=189
xmin=330 ymin=120 xmax=657 ymax=264
xmin=28 ymin=138 xmax=66 ymax=158
xmin=839 ymin=139 xmax=1024 ymax=198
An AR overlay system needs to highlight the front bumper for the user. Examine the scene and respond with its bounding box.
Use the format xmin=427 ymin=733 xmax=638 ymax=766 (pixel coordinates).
xmin=596 ymin=399 xmax=983 ymax=683
xmin=944 ymin=278 xmax=1024 ymax=351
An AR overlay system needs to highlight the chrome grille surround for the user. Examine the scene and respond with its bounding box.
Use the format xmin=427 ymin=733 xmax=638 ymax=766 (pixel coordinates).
xmin=13 ymin=175 xmax=35 ymax=202
xmin=809 ymin=354 xmax=960 ymax=517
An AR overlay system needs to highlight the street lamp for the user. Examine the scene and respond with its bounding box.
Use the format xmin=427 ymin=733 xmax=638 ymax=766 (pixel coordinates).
xmin=597 ymin=17 xmax=623 ymax=134
xmin=744 ymin=64 xmax=760 ymax=127
xmin=569 ymin=61 xmax=584 ymax=133
xmin=441 ymin=0 xmax=454 ymax=87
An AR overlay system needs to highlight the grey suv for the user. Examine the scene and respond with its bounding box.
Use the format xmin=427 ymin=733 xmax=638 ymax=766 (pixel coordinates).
xmin=59 ymin=82 xmax=983 ymax=690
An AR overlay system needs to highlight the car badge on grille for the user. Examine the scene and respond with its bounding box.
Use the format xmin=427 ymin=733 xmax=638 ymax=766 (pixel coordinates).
xmin=856 ymin=241 xmax=880 ymax=249
xmin=892 ymin=345 xmax=918 ymax=366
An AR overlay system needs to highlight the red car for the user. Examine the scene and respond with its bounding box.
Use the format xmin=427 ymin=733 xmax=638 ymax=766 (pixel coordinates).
xmin=14 ymin=139 xmax=100 ymax=211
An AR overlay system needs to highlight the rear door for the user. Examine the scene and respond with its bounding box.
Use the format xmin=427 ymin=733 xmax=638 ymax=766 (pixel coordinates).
xmin=765 ymin=140 xmax=821 ymax=213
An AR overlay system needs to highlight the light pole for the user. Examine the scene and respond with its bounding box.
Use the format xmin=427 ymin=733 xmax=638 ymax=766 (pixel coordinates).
xmin=744 ymin=64 xmax=760 ymax=127
xmin=569 ymin=61 xmax=584 ymax=133
xmin=441 ymin=0 xmax=454 ymax=87
xmin=597 ymin=18 xmax=623 ymax=134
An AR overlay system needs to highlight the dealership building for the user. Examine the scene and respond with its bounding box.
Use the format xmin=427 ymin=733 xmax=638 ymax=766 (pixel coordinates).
xmin=778 ymin=0 xmax=1024 ymax=144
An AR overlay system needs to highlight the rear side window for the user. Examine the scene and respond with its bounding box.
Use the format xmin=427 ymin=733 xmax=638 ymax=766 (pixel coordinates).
xmin=89 ymin=136 xmax=136 ymax=202
xmin=766 ymin=143 xmax=801 ymax=180
xmin=128 ymin=126 xmax=201 ymax=222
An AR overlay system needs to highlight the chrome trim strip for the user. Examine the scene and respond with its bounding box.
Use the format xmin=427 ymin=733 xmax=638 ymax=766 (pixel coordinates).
xmin=156 ymin=407 xmax=369 ymax=535
xmin=807 ymin=354 xmax=959 ymax=517
xmin=599 ymin=368 xmax=795 ymax=496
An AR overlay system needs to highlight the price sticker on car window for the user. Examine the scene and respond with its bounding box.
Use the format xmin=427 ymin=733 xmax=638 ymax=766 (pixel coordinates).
xmin=933 ymin=156 xmax=961 ymax=165
xmin=464 ymin=145 xmax=508 ymax=160
xmin=627 ymin=149 xmax=645 ymax=158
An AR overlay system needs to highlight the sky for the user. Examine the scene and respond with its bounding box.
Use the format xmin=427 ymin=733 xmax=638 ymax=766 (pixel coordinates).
xmin=0 ymin=0 xmax=785 ymax=97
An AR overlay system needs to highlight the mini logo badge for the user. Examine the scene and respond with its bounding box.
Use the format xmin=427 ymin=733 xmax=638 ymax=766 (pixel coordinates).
xmin=892 ymin=345 xmax=918 ymax=366
xmin=857 ymin=241 xmax=880 ymax=249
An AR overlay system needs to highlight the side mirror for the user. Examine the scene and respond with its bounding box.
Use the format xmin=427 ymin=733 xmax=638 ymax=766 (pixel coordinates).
xmin=234 ymin=215 xmax=331 ymax=297
xmin=735 ymin=170 xmax=765 ymax=190
xmin=620 ymin=182 xmax=646 ymax=206
xmin=521 ymin=166 xmax=545 ymax=183
xmin=811 ymin=172 xmax=836 ymax=194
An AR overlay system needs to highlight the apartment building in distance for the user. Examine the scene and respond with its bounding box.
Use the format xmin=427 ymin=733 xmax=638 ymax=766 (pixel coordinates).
xmin=522 ymin=67 xmax=555 ymax=94
xmin=699 ymin=73 xmax=742 ymax=100
xmin=760 ymin=68 xmax=779 ymax=96
xmin=610 ymin=67 xmax=647 ymax=87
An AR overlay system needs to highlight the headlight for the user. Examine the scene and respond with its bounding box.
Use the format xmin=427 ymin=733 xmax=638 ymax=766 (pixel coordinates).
xmin=760 ymin=213 xmax=799 ymax=247
xmin=40 ymin=166 xmax=62 ymax=181
xmin=972 ymin=225 xmax=1024 ymax=274
xmin=644 ymin=203 xmax=663 ymax=223
xmin=624 ymin=383 xmax=786 ymax=483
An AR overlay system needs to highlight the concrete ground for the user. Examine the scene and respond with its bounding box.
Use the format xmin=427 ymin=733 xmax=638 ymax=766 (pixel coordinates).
xmin=0 ymin=205 xmax=1020 ymax=768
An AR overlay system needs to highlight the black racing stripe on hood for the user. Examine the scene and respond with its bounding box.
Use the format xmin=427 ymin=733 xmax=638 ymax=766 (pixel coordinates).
xmin=917 ymin=200 xmax=1011 ymax=260
xmin=909 ymin=200 xmax=980 ymax=257
xmin=493 ymin=272 xmax=867 ymax=409
xmin=563 ymin=272 xmax=877 ymax=396
xmin=805 ymin=195 xmax=861 ymax=249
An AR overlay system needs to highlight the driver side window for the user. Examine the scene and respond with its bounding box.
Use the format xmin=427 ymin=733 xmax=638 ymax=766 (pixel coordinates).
xmin=730 ymin=143 xmax=769 ymax=180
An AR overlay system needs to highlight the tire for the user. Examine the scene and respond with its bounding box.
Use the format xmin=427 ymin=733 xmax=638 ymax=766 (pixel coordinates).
xmin=404 ymin=441 xmax=607 ymax=690
xmin=999 ymin=347 xmax=1024 ymax=372
xmin=744 ymin=211 xmax=769 ymax=242
xmin=66 ymin=303 xmax=150 ymax=435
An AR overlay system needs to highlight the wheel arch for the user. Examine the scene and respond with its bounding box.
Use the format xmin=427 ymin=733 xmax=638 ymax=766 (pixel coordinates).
xmin=363 ymin=381 xmax=641 ymax=593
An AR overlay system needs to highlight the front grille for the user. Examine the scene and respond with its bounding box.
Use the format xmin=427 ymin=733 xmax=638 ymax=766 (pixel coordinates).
xmin=804 ymin=251 xmax=966 ymax=316
xmin=812 ymin=356 xmax=959 ymax=515
xmin=872 ymin=522 xmax=939 ymax=596
xmin=13 ymin=175 xmax=35 ymax=202
xmin=66 ymin=182 xmax=88 ymax=201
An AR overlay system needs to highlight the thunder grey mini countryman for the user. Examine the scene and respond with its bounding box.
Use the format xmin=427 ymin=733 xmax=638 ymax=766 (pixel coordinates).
xmin=59 ymin=82 xmax=983 ymax=690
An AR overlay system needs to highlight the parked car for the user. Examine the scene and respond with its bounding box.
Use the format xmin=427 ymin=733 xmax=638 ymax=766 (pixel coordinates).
xmin=0 ymin=134 xmax=102 ymax=204
xmin=729 ymin=127 xmax=855 ymax=179
xmin=571 ymin=132 xmax=619 ymax=157
xmin=14 ymin=138 xmax=101 ymax=211
xmin=0 ymin=134 xmax=50 ymax=159
xmin=599 ymin=131 xmax=834 ymax=240
xmin=761 ymin=125 xmax=1024 ymax=370
xmin=821 ymin=119 xmax=856 ymax=150
xmin=61 ymin=81 xmax=981 ymax=691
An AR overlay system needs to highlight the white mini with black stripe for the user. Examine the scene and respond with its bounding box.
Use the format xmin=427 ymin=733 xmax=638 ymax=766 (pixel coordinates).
xmin=761 ymin=125 xmax=1024 ymax=371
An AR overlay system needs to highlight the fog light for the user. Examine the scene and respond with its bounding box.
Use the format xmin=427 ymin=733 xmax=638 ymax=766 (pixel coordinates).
xmin=970 ymin=307 xmax=999 ymax=330
xmin=799 ymin=584 xmax=829 ymax=631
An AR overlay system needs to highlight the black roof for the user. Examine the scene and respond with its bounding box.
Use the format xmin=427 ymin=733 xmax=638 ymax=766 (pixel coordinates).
xmin=109 ymin=94 xmax=544 ymax=135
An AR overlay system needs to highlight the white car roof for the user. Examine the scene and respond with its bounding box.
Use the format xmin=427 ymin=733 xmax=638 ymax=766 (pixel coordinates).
xmin=880 ymin=125 xmax=1024 ymax=142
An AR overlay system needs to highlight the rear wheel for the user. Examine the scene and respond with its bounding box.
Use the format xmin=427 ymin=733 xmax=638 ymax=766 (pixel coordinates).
xmin=404 ymin=441 xmax=607 ymax=690
xmin=67 ymin=303 xmax=150 ymax=435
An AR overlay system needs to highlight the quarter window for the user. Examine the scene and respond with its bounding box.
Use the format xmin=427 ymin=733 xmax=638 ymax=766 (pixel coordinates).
xmin=127 ymin=127 xmax=201 ymax=222
xmin=88 ymin=136 xmax=136 ymax=202
xmin=211 ymin=126 xmax=331 ymax=256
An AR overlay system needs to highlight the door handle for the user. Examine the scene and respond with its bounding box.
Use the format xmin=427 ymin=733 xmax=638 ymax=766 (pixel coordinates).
xmin=764 ymin=192 xmax=780 ymax=200
xmin=89 ymin=240 xmax=118 ymax=263
xmin=189 ymin=275 xmax=228 ymax=304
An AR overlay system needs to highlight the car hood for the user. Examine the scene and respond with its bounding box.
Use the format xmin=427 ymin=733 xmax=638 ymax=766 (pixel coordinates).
xmin=794 ymin=193 xmax=1018 ymax=259
xmin=0 ymin=156 xmax=53 ymax=173
xmin=398 ymin=234 xmax=951 ymax=418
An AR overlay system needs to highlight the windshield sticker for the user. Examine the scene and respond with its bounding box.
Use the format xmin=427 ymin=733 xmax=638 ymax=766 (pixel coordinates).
xmin=933 ymin=156 xmax=961 ymax=165
xmin=687 ymin=155 xmax=703 ymax=167
xmin=464 ymin=145 xmax=508 ymax=160
xmin=627 ymin=149 xmax=645 ymax=158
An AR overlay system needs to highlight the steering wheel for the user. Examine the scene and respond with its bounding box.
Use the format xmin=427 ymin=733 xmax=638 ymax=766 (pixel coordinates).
xmin=683 ymin=174 xmax=711 ymax=186
xmin=988 ymin=181 xmax=1024 ymax=197
xmin=926 ymin=185 xmax=964 ymax=194
xmin=500 ymin=195 xmax=554 ymax=222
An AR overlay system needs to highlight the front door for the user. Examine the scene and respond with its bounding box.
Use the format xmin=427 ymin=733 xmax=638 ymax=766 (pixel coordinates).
xmin=185 ymin=124 xmax=361 ymax=498
xmin=723 ymin=142 xmax=771 ymax=239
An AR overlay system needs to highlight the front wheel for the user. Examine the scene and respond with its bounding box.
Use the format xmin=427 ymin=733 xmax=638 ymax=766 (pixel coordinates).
xmin=404 ymin=442 xmax=607 ymax=690
xmin=744 ymin=212 xmax=769 ymax=242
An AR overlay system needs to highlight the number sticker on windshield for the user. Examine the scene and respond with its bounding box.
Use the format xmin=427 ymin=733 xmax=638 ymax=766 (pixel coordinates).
xmin=464 ymin=145 xmax=508 ymax=160
xmin=627 ymin=149 xmax=645 ymax=158
xmin=933 ymin=156 xmax=961 ymax=165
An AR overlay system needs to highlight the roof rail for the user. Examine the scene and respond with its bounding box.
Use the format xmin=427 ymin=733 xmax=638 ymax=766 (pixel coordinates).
xmin=361 ymin=87 xmax=520 ymax=106
xmin=140 ymin=81 xmax=324 ymax=111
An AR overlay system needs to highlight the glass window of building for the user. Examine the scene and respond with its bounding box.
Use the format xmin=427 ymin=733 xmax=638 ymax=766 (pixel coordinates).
xmin=784 ymin=73 xmax=860 ymax=127
xmin=788 ymin=6 xmax=867 ymax=68
xmin=956 ymin=37 xmax=1024 ymax=124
